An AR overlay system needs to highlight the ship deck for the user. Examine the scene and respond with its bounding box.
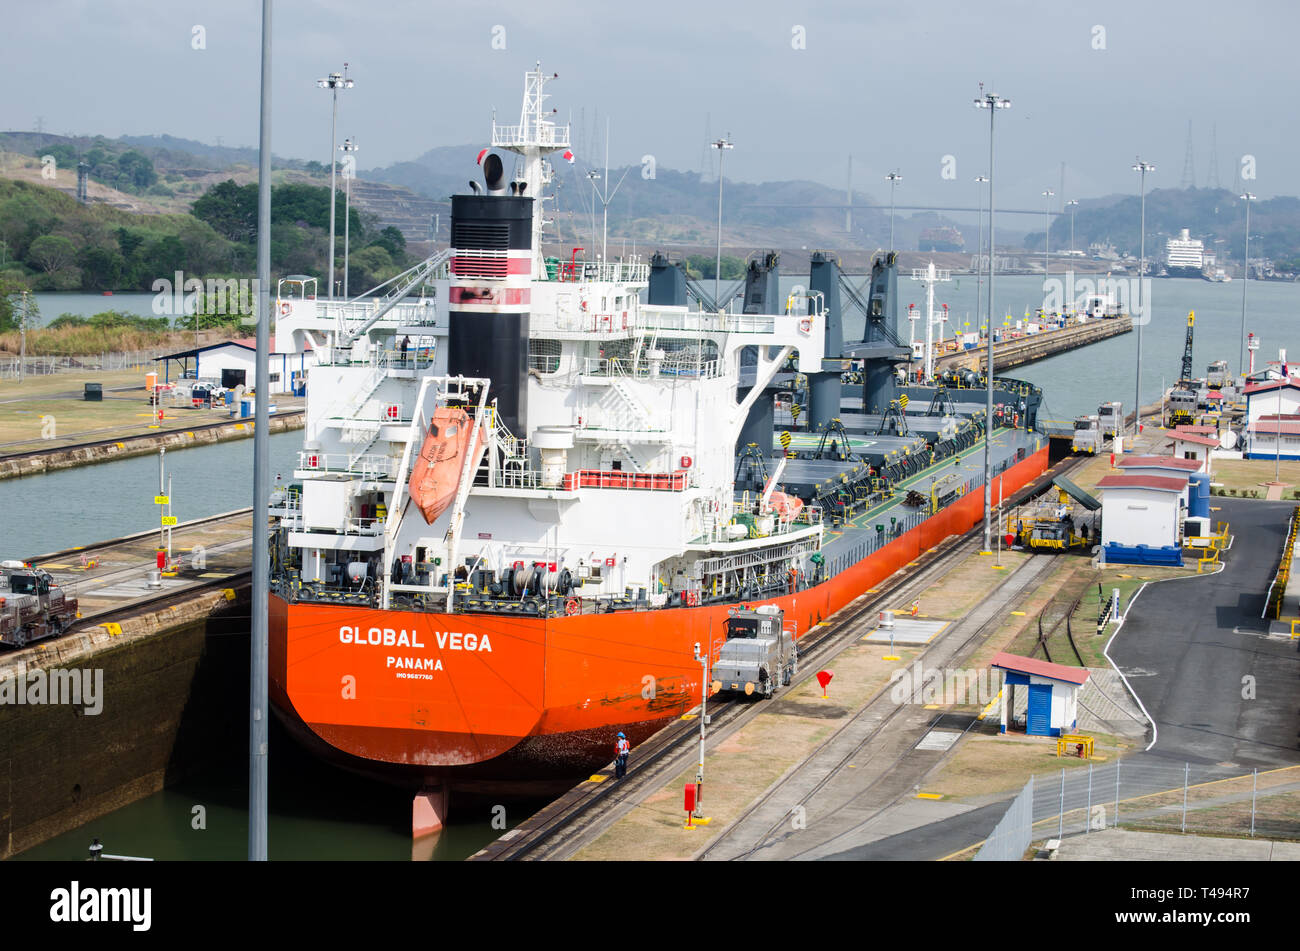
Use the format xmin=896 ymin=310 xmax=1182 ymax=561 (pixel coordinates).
xmin=793 ymin=425 xmax=1041 ymax=573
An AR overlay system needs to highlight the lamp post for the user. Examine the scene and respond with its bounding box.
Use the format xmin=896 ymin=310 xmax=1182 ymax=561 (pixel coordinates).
xmin=340 ymin=137 xmax=357 ymax=299
xmin=1042 ymin=189 xmax=1054 ymax=280
xmin=693 ymin=640 xmax=709 ymax=819
xmin=975 ymin=90 xmax=1010 ymax=553
xmin=1239 ymin=192 xmax=1256 ymax=379
xmin=975 ymin=176 xmax=988 ymax=326
xmin=711 ymin=137 xmax=733 ymax=309
xmin=886 ymin=171 xmax=902 ymax=252
xmin=317 ymin=65 xmax=354 ymax=299
xmin=1132 ymin=159 xmax=1154 ymax=437
xmin=1066 ymin=199 xmax=1079 ymax=257
xmin=250 ymin=0 xmax=274 ymax=863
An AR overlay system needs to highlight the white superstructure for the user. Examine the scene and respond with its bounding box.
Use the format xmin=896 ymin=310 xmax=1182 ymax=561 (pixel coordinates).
xmin=270 ymin=66 xmax=829 ymax=616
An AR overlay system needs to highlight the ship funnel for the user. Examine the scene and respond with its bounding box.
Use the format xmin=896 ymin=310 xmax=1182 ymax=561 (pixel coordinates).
xmin=483 ymin=153 xmax=506 ymax=195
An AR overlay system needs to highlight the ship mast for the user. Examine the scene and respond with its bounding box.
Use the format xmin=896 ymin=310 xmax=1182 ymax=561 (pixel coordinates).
xmin=492 ymin=63 xmax=570 ymax=275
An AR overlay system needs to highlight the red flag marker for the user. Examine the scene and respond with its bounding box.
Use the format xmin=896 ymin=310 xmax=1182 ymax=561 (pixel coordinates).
xmin=816 ymin=670 xmax=833 ymax=699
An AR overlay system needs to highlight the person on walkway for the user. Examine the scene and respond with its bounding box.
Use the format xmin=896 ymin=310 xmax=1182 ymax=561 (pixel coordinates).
xmin=614 ymin=732 xmax=630 ymax=780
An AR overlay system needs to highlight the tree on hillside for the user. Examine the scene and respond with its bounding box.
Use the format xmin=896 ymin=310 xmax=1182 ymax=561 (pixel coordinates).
xmin=368 ymin=225 xmax=406 ymax=261
xmin=116 ymin=150 xmax=157 ymax=189
xmin=192 ymin=179 xmax=258 ymax=242
xmin=27 ymin=234 xmax=78 ymax=273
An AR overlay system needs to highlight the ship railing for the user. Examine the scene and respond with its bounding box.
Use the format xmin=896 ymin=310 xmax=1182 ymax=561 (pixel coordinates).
xmin=316 ymin=299 xmax=440 ymax=340
xmin=549 ymin=259 xmax=649 ymax=284
xmin=491 ymin=123 xmax=570 ymax=149
xmin=483 ymin=466 xmax=580 ymax=492
xmin=633 ymin=308 xmax=782 ymax=335
xmin=577 ymin=355 xmax=724 ymax=380
xmin=297 ymin=451 xmax=397 ymax=480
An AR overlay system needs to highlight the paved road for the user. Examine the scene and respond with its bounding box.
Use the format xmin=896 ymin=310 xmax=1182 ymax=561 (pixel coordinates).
xmin=1110 ymin=498 xmax=1300 ymax=769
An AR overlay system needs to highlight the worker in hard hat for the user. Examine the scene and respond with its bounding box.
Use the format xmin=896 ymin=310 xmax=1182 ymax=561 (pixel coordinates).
xmin=614 ymin=732 xmax=630 ymax=780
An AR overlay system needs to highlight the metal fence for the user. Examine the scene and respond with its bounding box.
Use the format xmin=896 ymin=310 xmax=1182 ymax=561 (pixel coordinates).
xmin=0 ymin=349 xmax=171 ymax=380
xmin=973 ymin=755 xmax=1300 ymax=858
xmin=974 ymin=774 xmax=1035 ymax=861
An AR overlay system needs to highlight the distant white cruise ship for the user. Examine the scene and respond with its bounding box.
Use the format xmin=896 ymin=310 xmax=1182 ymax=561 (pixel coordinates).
xmin=1165 ymin=228 xmax=1204 ymax=278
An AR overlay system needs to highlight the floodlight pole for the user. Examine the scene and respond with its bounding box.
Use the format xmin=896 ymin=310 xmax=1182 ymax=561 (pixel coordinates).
xmin=712 ymin=137 xmax=733 ymax=309
xmin=1133 ymin=159 xmax=1154 ymax=437
xmin=317 ymin=65 xmax=354 ymax=299
xmin=250 ymin=0 xmax=274 ymax=862
xmin=975 ymin=91 xmax=1010 ymax=553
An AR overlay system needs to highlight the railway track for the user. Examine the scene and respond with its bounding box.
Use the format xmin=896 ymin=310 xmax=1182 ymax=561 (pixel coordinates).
xmin=697 ymin=553 xmax=1058 ymax=861
xmin=478 ymin=452 xmax=1085 ymax=861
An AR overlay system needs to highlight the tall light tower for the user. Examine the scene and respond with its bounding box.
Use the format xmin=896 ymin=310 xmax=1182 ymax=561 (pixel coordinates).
xmin=711 ymin=136 xmax=733 ymax=309
xmin=340 ymin=137 xmax=358 ymax=299
xmin=1132 ymin=159 xmax=1155 ymax=436
xmin=975 ymin=90 xmax=1010 ymax=553
xmin=975 ymin=175 xmax=988 ymax=334
xmin=250 ymin=0 xmax=274 ymax=863
xmin=886 ymin=171 xmax=902 ymax=252
xmin=317 ymin=64 xmax=354 ymax=299
xmin=1041 ymin=189 xmax=1054 ymax=280
xmin=1239 ymin=192 xmax=1257 ymax=378
xmin=1065 ymin=199 xmax=1079 ymax=257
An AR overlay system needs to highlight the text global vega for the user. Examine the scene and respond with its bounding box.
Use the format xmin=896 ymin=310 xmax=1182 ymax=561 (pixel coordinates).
xmin=337 ymin=625 xmax=494 ymax=652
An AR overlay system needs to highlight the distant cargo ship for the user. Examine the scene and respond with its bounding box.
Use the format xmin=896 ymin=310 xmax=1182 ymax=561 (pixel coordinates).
xmin=919 ymin=226 xmax=964 ymax=252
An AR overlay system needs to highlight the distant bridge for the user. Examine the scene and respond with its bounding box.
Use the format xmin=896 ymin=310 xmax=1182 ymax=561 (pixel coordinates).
xmin=742 ymin=203 xmax=1060 ymax=217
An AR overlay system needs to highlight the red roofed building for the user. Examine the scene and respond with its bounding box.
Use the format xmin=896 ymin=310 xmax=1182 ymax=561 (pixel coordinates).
xmin=990 ymin=651 xmax=1090 ymax=736
xmin=1245 ymin=380 xmax=1300 ymax=457
xmin=1163 ymin=432 xmax=1219 ymax=473
xmin=1246 ymin=415 xmax=1300 ymax=460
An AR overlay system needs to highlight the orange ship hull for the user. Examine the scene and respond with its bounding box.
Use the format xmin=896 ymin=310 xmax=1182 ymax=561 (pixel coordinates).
xmin=270 ymin=445 xmax=1048 ymax=789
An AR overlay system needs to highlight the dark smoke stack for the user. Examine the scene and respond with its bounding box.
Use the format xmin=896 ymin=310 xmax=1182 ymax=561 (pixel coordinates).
xmin=483 ymin=153 xmax=506 ymax=195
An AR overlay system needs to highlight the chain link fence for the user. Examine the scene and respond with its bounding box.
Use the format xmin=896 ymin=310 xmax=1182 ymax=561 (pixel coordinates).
xmin=0 ymin=349 xmax=171 ymax=380
xmin=974 ymin=756 xmax=1300 ymax=859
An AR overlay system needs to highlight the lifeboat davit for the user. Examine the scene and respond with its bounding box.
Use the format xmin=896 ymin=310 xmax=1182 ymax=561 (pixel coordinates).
xmin=408 ymin=406 xmax=476 ymax=524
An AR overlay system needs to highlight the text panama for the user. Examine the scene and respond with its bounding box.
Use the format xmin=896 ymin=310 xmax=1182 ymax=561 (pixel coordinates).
xmin=338 ymin=626 xmax=493 ymax=652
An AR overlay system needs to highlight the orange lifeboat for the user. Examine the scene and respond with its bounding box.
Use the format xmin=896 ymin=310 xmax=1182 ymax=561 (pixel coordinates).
xmin=408 ymin=406 xmax=476 ymax=524
xmin=765 ymin=490 xmax=804 ymax=521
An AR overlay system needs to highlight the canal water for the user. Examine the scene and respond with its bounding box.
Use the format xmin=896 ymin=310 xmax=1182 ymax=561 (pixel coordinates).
xmin=8 ymin=273 xmax=1299 ymax=861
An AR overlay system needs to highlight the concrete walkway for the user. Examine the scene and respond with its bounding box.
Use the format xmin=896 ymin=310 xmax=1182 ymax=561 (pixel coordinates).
xmin=1056 ymin=828 xmax=1300 ymax=861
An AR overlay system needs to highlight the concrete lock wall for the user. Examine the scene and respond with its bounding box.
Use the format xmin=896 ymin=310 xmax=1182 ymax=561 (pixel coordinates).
xmin=0 ymin=584 xmax=250 ymax=859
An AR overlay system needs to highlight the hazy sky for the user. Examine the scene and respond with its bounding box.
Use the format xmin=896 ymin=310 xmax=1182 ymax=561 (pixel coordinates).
xmin=5 ymin=0 xmax=1291 ymax=217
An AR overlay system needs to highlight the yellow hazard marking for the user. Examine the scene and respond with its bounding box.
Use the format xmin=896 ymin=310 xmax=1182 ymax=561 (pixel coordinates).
xmin=223 ymin=589 xmax=237 ymax=601
xmin=916 ymin=793 xmax=943 ymax=800
xmin=586 ymin=775 xmax=608 ymax=783
xmin=115 ymin=442 xmax=125 ymax=449
xmin=1117 ymin=573 xmax=1132 ymax=579
xmin=186 ymin=431 xmax=194 ymax=438
xmin=679 ymin=713 xmax=697 ymax=720
xmin=161 ymin=571 xmax=177 ymax=577
xmin=978 ymin=689 xmax=1002 ymax=720
xmin=42 ymin=564 xmax=71 ymax=570
xmin=1011 ymin=610 xmax=1026 ymax=616
xmin=923 ymin=703 xmax=942 ymax=709
xmin=102 ymin=623 xmax=122 ymax=636
xmin=235 ymin=423 xmax=246 ymax=430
